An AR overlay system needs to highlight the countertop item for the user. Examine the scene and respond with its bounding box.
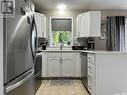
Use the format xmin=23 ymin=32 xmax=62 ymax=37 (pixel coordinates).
xmin=72 ymin=46 xmax=87 ymax=50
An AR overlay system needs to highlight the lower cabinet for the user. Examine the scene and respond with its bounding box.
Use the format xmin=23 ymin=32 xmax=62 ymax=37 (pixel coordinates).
xmin=86 ymin=52 xmax=127 ymax=95
xmin=47 ymin=58 xmax=61 ymax=77
xmin=87 ymin=53 xmax=95 ymax=95
xmin=42 ymin=52 xmax=81 ymax=78
xmin=62 ymin=57 xmax=74 ymax=77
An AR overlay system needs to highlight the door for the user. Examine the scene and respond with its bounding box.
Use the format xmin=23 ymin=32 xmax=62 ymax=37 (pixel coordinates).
xmin=62 ymin=57 xmax=74 ymax=77
xmin=4 ymin=0 xmax=38 ymax=84
xmin=81 ymin=13 xmax=90 ymax=37
xmin=77 ymin=15 xmax=82 ymax=37
xmin=47 ymin=58 xmax=61 ymax=77
xmin=34 ymin=13 xmax=42 ymax=37
xmin=6 ymin=69 xmax=35 ymax=95
xmin=34 ymin=13 xmax=46 ymax=37
xmin=61 ymin=53 xmax=74 ymax=77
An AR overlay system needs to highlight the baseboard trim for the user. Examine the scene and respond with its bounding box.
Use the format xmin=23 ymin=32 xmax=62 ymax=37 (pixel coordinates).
xmin=41 ymin=77 xmax=82 ymax=80
xmin=82 ymin=81 xmax=90 ymax=94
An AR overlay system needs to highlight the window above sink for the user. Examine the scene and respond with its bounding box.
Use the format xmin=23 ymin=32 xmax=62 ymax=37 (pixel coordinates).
xmin=50 ymin=17 xmax=73 ymax=48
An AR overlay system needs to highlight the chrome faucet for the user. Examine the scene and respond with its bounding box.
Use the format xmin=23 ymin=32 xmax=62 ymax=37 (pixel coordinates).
xmin=60 ymin=44 xmax=63 ymax=50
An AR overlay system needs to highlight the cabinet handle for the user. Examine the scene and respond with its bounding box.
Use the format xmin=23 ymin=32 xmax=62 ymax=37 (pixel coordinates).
xmin=88 ymin=66 xmax=92 ymax=69
xmin=88 ymin=60 xmax=94 ymax=64
xmin=88 ymin=75 xmax=92 ymax=79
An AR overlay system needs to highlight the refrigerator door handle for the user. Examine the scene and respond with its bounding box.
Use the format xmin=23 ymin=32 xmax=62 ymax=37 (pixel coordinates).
xmin=30 ymin=16 xmax=38 ymax=62
xmin=6 ymin=69 xmax=34 ymax=93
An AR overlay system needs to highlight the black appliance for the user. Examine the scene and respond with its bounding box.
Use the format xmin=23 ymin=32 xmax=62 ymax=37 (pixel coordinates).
xmin=81 ymin=52 xmax=88 ymax=89
xmin=38 ymin=38 xmax=47 ymax=50
xmin=72 ymin=46 xmax=87 ymax=50
xmin=87 ymin=38 xmax=95 ymax=50
xmin=34 ymin=51 xmax=42 ymax=94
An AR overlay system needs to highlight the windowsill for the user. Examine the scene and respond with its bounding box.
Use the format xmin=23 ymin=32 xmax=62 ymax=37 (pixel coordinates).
xmin=47 ymin=47 xmax=72 ymax=50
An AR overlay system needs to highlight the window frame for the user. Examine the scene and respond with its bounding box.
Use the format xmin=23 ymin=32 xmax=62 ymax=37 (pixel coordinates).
xmin=125 ymin=18 xmax=127 ymax=51
xmin=50 ymin=17 xmax=73 ymax=48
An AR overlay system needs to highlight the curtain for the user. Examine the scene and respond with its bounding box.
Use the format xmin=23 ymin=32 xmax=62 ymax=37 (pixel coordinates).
xmin=106 ymin=16 xmax=125 ymax=51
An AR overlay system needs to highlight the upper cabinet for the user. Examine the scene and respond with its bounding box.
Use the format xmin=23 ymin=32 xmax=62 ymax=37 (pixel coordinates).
xmin=77 ymin=11 xmax=101 ymax=38
xmin=34 ymin=12 xmax=46 ymax=38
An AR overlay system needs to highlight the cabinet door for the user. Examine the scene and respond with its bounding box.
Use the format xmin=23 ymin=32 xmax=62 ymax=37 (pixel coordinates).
xmin=43 ymin=15 xmax=46 ymax=38
xmin=88 ymin=71 xmax=95 ymax=95
xmin=77 ymin=11 xmax=101 ymax=37
xmin=42 ymin=52 xmax=47 ymax=77
xmin=47 ymin=58 xmax=61 ymax=77
xmin=34 ymin=13 xmax=43 ymax=37
xmin=41 ymin=14 xmax=46 ymax=38
xmin=90 ymin=11 xmax=101 ymax=37
xmin=81 ymin=13 xmax=90 ymax=37
xmin=77 ymin=15 xmax=81 ymax=37
xmin=61 ymin=53 xmax=74 ymax=77
xmin=62 ymin=57 xmax=74 ymax=77
xmin=34 ymin=13 xmax=46 ymax=38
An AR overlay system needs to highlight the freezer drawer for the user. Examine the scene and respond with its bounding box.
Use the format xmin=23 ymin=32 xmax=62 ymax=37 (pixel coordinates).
xmin=5 ymin=69 xmax=35 ymax=95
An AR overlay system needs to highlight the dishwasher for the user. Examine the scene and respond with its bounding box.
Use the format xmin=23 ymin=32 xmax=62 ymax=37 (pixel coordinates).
xmin=81 ymin=52 xmax=88 ymax=88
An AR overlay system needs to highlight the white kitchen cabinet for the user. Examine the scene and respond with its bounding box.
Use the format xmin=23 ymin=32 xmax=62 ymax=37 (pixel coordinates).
xmin=41 ymin=52 xmax=81 ymax=78
xmin=77 ymin=11 xmax=101 ymax=37
xmin=62 ymin=53 xmax=75 ymax=77
xmin=87 ymin=53 xmax=95 ymax=95
xmin=47 ymin=53 xmax=61 ymax=77
xmin=47 ymin=58 xmax=61 ymax=77
xmin=42 ymin=52 xmax=47 ymax=77
xmin=34 ymin=12 xmax=46 ymax=38
xmin=86 ymin=52 xmax=127 ymax=95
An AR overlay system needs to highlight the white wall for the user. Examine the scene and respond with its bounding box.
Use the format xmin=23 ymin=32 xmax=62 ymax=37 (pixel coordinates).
xmin=0 ymin=16 xmax=4 ymax=95
xmin=101 ymin=10 xmax=127 ymax=20
xmin=95 ymin=10 xmax=127 ymax=50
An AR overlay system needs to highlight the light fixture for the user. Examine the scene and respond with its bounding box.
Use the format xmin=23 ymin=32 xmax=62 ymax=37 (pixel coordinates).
xmin=57 ymin=4 xmax=67 ymax=15
xmin=57 ymin=4 xmax=66 ymax=10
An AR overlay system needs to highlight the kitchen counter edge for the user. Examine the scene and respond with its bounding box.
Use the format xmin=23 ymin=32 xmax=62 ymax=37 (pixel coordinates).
xmin=38 ymin=50 xmax=127 ymax=54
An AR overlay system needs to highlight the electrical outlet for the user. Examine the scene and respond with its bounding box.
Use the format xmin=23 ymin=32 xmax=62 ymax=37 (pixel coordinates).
xmin=113 ymin=93 xmax=121 ymax=95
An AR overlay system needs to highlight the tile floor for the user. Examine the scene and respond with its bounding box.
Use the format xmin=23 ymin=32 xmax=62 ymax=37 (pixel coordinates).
xmin=35 ymin=80 xmax=89 ymax=95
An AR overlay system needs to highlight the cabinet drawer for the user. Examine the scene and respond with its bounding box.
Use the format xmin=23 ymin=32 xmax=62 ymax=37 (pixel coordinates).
xmin=88 ymin=70 xmax=95 ymax=78
xmin=88 ymin=62 xmax=95 ymax=74
xmin=87 ymin=54 xmax=95 ymax=65
xmin=88 ymin=72 xmax=95 ymax=94
xmin=47 ymin=53 xmax=61 ymax=58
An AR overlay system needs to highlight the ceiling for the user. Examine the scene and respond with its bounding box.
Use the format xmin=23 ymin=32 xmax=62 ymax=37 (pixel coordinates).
xmin=32 ymin=0 xmax=127 ymax=10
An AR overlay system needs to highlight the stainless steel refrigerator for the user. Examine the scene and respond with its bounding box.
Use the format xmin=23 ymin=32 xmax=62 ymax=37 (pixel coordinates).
xmin=3 ymin=0 xmax=38 ymax=95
